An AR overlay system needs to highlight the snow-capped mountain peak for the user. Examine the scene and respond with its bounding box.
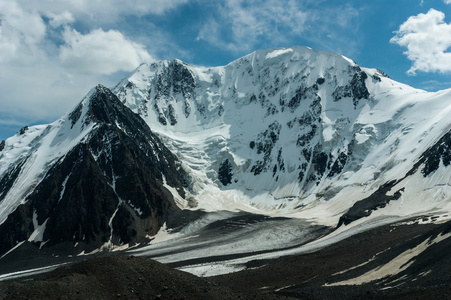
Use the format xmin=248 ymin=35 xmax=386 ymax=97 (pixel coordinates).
xmin=0 ymin=84 xmax=187 ymax=254
xmin=0 ymin=46 xmax=450 ymax=257
xmin=112 ymin=46 xmax=450 ymax=225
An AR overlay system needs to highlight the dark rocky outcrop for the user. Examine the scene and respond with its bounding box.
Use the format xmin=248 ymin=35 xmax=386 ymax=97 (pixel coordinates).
xmin=146 ymin=59 xmax=197 ymax=125
xmin=250 ymin=121 xmax=282 ymax=175
xmin=0 ymin=256 xmax=252 ymax=300
xmin=337 ymin=181 xmax=404 ymax=228
xmin=419 ymin=130 xmax=451 ymax=177
xmin=0 ymin=85 xmax=188 ymax=256
xmin=402 ymin=129 xmax=451 ymax=180
xmin=332 ymin=66 xmax=370 ymax=107
xmin=218 ymin=159 xmax=233 ymax=186
xmin=18 ymin=126 xmax=29 ymax=135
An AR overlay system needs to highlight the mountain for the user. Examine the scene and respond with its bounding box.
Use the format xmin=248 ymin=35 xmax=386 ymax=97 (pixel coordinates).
xmin=0 ymin=85 xmax=187 ymax=255
xmin=0 ymin=46 xmax=450 ymax=259
xmin=113 ymin=46 xmax=451 ymax=225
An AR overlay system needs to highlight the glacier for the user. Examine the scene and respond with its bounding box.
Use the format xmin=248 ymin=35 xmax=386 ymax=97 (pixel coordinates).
xmin=113 ymin=46 xmax=451 ymax=227
xmin=0 ymin=46 xmax=450 ymax=286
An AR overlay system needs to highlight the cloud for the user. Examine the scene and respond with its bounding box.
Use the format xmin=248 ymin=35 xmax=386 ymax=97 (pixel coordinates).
xmin=197 ymin=0 xmax=309 ymax=52
xmin=47 ymin=11 xmax=74 ymax=28
xmin=444 ymin=0 xmax=451 ymax=4
xmin=0 ymin=1 xmax=46 ymax=62
xmin=16 ymin=0 xmax=188 ymax=24
xmin=0 ymin=0 xmax=173 ymax=136
xmin=60 ymin=27 xmax=153 ymax=74
xmin=196 ymin=0 xmax=360 ymax=56
xmin=391 ymin=9 xmax=451 ymax=75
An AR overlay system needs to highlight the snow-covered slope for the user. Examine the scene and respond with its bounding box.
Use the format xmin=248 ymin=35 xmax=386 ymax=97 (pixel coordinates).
xmin=0 ymin=85 xmax=187 ymax=255
xmin=0 ymin=46 xmax=450 ymax=257
xmin=113 ymin=46 xmax=451 ymax=226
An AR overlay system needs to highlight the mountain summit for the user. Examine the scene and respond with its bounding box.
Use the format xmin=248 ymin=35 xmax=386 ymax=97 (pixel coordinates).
xmin=0 ymin=85 xmax=186 ymax=255
xmin=0 ymin=46 xmax=450 ymax=256
xmin=114 ymin=46 xmax=451 ymax=222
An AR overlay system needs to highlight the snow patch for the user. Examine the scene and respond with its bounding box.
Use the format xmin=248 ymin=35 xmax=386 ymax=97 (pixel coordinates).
xmin=28 ymin=210 xmax=49 ymax=243
xmin=0 ymin=263 xmax=69 ymax=282
xmin=265 ymin=48 xmax=293 ymax=59
xmin=327 ymin=231 xmax=451 ymax=286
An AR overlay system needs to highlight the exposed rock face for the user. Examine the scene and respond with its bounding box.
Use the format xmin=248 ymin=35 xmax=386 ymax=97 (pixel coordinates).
xmin=0 ymin=85 xmax=187 ymax=255
xmin=337 ymin=181 xmax=404 ymax=227
xmin=112 ymin=46 xmax=450 ymax=227
xmin=218 ymin=159 xmax=233 ymax=186
xmin=1 ymin=46 xmax=450 ymax=258
xmin=332 ymin=66 xmax=370 ymax=107
xmin=418 ymin=130 xmax=451 ymax=177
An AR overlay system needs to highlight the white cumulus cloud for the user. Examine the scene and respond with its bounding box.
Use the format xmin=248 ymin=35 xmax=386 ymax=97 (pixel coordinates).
xmin=391 ymin=9 xmax=451 ymax=74
xmin=197 ymin=0 xmax=309 ymax=52
xmin=60 ymin=27 xmax=153 ymax=75
xmin=0 ymin=1 xmax=46 ymax=62
xmin=196 ymin=0 xmax=360 ymax=56
xmin=0 ymin=0 xmax=172 ymax=136
xmin=47 ymin=11 xmax=75 ymax=28
xmin=16 ymin=0 xmax=188 ymax=24
xmin=444 ymin=0 xmax=451 ymax=4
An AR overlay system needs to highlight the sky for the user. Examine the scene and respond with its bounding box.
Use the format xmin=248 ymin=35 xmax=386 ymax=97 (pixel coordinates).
xmin=1 ymin=0 xmax=451 ymax=141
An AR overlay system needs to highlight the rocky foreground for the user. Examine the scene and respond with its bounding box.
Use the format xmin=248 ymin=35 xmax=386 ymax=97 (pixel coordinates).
xmin=0 ymin=255 xmax=289 ymax=300
xmin=1 ymin=219 xmax=451 ymax=300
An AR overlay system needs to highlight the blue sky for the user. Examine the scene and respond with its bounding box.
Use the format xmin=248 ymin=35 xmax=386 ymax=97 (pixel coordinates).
xmin=1 ymin=0 xmax=451 ymax=141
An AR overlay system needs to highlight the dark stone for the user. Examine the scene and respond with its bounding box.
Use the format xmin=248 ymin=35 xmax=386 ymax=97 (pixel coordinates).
xmin=421 ymin=131 xmax=451 ymax=176
xmin=337 ymin=181 xmax=404 ymax=227
xmin=297 ymin=124 xmax=317 ymax=147
xmin=328 ymin=152 xmax=348 ymax=178
xmin=0 ymin=202 xmax=34 ymax=255
xmin=218 ymin=159 xmax=233 ymax=186
xmin=170 ymin=60 xmax=196 ymax=98
xmin=376 ymin=69 xmax=390 ymax=78
xmin=332 ymin=67 xmax=370 ymax=107
xmin=311 ymin=145 xmax=328 ymax=183
xmin=350 ymin=69 xmax=369 ymax=107
xmin=407 ymin=130 xmax=451 ymax=177
xmin=277 ymin=148 xmax=285 ymax=172
xmin=332 ymin=86 xmax=351 ymax=102
xmin=0 ymin=85 xmax=188 ymax=256
xmin=168 ymin=104 xmax=177 ymax=125
xmin=69 ymin=102 xmax=83 ymax=128
xmin=0 ymin=140 xmax=4 ymax=152
xmin=250 ymin=122 xmax=282 ymax=175
xmin=298 ymin=170 xmax=304 ymax=183
xmin=316 ymin=77 xmax=325 ymax=85
xmin=19 ymin=126 xmax=28 ymax=135
xmin=154 ymin=102 xmax=167 ymax=125
xmin=250 ymin=161 xmax=264 ymax=176
xmin=111 ymin=204 xmax=136 ymax=244
xmin=265 ymin=103 xmax=278 ymax=116
xmin=287 ymin=85 xmax=308 ymax=112
xmin=310 ymin=96 xmax=322 ymax=115
xmin=218 ymin=105 xmax=224 ymax=116
xmin=183 ymin=100 xmax=191 ymax=118
xmin=0 ymin=158 xmax=27 ymax=202
xmin=158 ymin=114 xmax=167 ymax=125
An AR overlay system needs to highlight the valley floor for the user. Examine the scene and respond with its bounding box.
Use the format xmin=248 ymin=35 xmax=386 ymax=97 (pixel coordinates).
xmin=0 ymin=214 xmax=451 ymax=299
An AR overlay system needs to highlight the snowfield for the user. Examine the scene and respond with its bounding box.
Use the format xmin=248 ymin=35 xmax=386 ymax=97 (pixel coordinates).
xmin=0 ymin=47 xmax=450 ymax=288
